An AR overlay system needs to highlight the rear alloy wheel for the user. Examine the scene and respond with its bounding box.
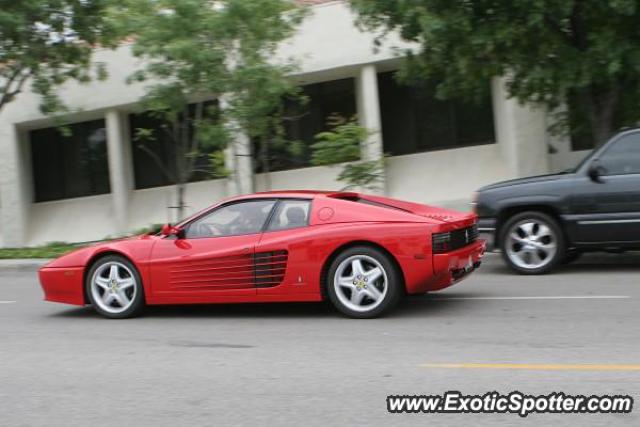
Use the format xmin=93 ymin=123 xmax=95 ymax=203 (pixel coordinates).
xmin=500 ymin=211 xmax=565 ymax=274
xmin=326 ymin=246 xmax=401 ymax=318
xmin=86 ymin=255 xmax=145 ymax=319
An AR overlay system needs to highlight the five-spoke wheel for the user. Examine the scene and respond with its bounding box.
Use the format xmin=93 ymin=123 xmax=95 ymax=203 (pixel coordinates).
xmin=326 ymin=246 xmax=401 ymax=318
xmin=86 ymin=255 xmax=145 ymax=318
xmin=500 ymin=211 xmax=565 ymax=274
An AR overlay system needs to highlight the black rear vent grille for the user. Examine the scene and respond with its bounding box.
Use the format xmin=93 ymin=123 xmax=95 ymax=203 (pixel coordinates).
xmin=254 ymin=250 xmax=288 ymax=288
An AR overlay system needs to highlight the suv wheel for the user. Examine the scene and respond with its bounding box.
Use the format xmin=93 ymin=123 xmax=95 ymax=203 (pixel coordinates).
xmin=500 ymin=211 xmax=565 ymax=274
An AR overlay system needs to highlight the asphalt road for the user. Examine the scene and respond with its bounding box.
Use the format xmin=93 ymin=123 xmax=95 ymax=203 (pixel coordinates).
xmin=1 ymin=253 xmax=639 ymax=427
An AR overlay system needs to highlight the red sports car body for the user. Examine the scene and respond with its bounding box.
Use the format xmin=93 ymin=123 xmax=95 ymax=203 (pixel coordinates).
xmin=39 ymin=191 xmax=485 ymax=318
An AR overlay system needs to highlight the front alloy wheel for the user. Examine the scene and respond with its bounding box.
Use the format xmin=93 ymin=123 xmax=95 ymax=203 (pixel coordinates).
xmin=327 ymin=246 xmax=401 ymax=318
xmin=501 ymin=211 xmax=565 ymax=274
xmin=86 ymin=255 xmax=145 ymax=318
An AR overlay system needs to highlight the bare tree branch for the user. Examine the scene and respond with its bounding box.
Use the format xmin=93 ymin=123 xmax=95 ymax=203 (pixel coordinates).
xmin=0 ymin=65 xmax=29 ymax=112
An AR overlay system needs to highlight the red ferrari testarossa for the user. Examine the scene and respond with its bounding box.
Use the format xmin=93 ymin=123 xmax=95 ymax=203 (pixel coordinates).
xmin=39 ymin=191 xmax=485 ymax=318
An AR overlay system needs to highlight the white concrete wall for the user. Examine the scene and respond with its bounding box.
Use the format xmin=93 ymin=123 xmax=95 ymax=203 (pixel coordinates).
xmin=0 ymin=0 xmax=411 ymax=247
xmin=277 ymin=1 xmax=413 ymax=79
xmin=386 ymin=144 xmax=511 ymax=210
xmin=128 ymin=179 xmax=228 ymax=231
xmin=548 ymin=132 xmax=592 ymax=172
xmin=255 ymin=165 xmax=344 ymax=193
xmin=27 ymin=194 xmax=117 ymax=245
xmin=252 ymin=144 xmax=510 ymax=212
xmin=25 ymin=179 xmax=228 ymax=246
xmin=0 ymin=0 xmax=583 ymax=247
xmin=491 ymin=77 xmax=549 ymax=178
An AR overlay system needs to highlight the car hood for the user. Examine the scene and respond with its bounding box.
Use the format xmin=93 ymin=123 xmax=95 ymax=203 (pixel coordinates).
xmin=479 ymin=173 xmax=570 ymax=191
xmin=41 ymin=234 xmax=158 ymax=269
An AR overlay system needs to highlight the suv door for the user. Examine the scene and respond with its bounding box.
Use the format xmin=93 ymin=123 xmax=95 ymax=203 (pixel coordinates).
xmin=570 ymin=131 xmax=640 ymax=245
xmin=149 ymin=199 xmax=277 ymax=298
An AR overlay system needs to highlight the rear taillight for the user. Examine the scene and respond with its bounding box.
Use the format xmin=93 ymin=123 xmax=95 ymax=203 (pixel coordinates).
xmin=432 ymin=232 xmax=452 ymax=254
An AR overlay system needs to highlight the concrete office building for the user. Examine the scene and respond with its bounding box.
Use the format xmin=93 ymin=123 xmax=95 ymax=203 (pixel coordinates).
xmin=0 ymin=1 xmax=590 ymax=247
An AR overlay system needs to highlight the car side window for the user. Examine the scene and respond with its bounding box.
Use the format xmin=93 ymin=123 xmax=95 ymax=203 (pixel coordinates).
xmin=598 ymin=133 xmax=640 ymax=176
xmin=265 ymin=200 xmax=311 ymax=232
xmin=185 ymin=200 xmax=276 ymax=239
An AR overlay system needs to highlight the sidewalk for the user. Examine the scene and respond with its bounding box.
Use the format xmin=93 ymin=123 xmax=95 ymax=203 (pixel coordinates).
xmin=0 ymin=259 xmax=51 ymax=271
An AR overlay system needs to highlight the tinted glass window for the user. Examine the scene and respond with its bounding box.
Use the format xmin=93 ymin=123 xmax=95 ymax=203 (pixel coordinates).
xmin=266 ymin=200 xmax=311 ymax=231
xmin=599 ymin=133 xmax=640 ymax=175
xmin=185 ymin=200 xmax=276 ymax=238
xmin=129 ymin=101 xmax=220 ymax=189
xmin=30 ymin=119 xmax=110 ymax=202
xmin=253 ymin=78 xmax=356 ymax=173
xmin=378 ymin=71 xmax=495 ymax=156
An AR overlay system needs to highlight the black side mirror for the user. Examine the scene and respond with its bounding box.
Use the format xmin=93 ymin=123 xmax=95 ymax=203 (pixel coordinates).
xmin=588 ymin=160 xmax=605 ymax=182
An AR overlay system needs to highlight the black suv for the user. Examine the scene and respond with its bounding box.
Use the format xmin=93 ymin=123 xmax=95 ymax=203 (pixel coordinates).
xmin=475 ymin=129 xmax=640 ymax=274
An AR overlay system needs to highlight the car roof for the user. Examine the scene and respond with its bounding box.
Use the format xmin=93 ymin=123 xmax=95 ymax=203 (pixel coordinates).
xmin=230 ymin=190 xmax=357 ymax=200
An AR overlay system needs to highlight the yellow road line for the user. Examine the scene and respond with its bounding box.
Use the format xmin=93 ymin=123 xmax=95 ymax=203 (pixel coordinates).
xmin=420 ymin=363 xmax=640 ymax=371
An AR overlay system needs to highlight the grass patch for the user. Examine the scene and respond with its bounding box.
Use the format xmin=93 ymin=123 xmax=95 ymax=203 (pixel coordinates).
xmin=0 ymin=224 xmax=163 ymax=259
xmin=0 ymin=242 xmax=88 ymax=259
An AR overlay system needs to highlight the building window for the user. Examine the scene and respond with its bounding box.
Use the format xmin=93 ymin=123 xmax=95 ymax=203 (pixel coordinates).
xmin=30 ymin=119 xmax=110 ymax=202
xmin=254 ymin=78 xmax=356 ymax=173
xmin=129 ymin=101 xmax=220 ymax=189
xmin=378 ymin=71 xmax=495 ymax=156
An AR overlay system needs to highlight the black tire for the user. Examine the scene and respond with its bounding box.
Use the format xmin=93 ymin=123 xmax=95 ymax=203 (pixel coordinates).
xmin=85 ymin=255 xmax=146 ymax=319
xmin=325 ymin=246 xmax=402 ymax=318
xmin=500 ymin=211 xmax=565 ymax=275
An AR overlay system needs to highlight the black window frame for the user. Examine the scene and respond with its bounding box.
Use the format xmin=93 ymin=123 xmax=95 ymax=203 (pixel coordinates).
xmin=129 ymin=100 xmax=221 ymax=190
xmin=29 ymin=119 xmax=111 ymax=202
xmin=377 ymin=71 xmax=496 ymax=157
xmin=253 ymin=77 xmax=357 ymax=173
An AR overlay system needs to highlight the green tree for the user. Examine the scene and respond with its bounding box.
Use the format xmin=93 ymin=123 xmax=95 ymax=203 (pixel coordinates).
xmin=131 ymin=98 xmax=229 ymax=221
xmin=351 ymin=0 xmax=640 ymax=145
xmin=311 ymin=115 xmax=385 ymax=191
xmin=0 ymin=0 xmax=120 ymax=115
xmin=113 ymin=0 xmax=305 ymax=219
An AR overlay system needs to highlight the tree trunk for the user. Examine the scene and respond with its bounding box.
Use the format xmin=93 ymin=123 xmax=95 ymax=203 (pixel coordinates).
xmin=176 ymin=182 xmax=186 ymax=222
xmin=260 ymin=136 xmax=271 ymax=190
xmin=173 ymin=113 xmax=188 ymax=222
xmin=592 ymin=116 xmax=613 ymax=148
xmin=585 ymin=85 xmax=618 ymax=147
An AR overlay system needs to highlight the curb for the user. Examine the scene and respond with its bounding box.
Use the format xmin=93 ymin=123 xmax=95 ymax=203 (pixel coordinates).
xmin=0 ymin=259 xmax=51 ymax=270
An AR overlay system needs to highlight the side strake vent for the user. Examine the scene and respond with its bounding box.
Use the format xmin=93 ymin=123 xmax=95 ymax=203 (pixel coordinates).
xmin=169 ymin=250 xmax=289 ymax=290
xmin=169 ymin=254 xmax=255 ymax=290
xmin=254 ymin=250 xmax=288 ymax=288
